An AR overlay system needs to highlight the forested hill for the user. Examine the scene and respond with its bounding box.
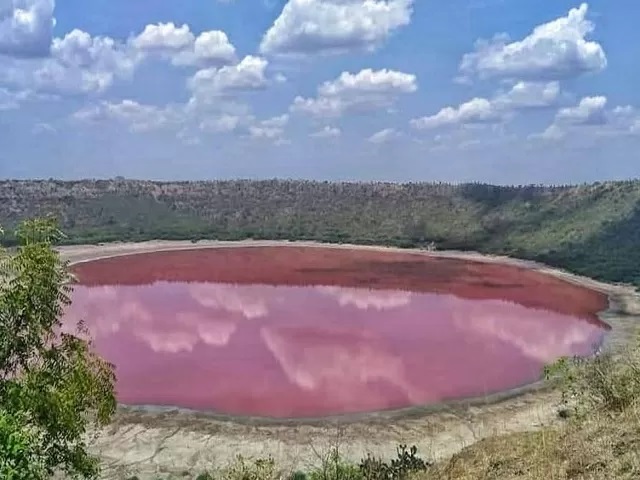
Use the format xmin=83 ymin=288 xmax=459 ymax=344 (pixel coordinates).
xmin=1 ymin=179 xmax=640 ymax=287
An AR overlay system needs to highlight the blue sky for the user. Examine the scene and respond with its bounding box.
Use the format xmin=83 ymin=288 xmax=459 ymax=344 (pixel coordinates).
xmin=0 ymin=0 xmax=638 ymax=184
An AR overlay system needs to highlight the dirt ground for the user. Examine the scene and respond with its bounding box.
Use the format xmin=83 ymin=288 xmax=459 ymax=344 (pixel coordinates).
xmin=57 ymin=240 xmax=640 ymax=480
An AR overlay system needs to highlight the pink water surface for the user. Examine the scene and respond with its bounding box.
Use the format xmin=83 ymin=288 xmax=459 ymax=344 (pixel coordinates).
xmin=64 ymin=248 xmax=608 ymax=418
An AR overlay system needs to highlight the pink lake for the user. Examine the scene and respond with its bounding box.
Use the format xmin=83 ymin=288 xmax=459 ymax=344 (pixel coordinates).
xmin=65 ymin=247 xmax=609 ymax=418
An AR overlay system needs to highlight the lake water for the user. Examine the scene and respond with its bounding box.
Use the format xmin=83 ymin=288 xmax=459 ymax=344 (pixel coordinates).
xmin=65 ymin=247 xmax=609 ymax=418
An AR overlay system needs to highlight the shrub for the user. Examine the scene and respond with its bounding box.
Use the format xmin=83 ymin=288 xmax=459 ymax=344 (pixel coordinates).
xmin=304 ymin=445 xmax=430 ymax=480
xmin=0 ymin=218 xmax=116 ymax=479
xmin=307 ymin=448 xmax=362 ymax=480
xmin=0 ymin=410 xmax=47 ymax=480
xmin=359 ymin=445 xmax=430 ymax=480
xmin=289 ymin=472 xmax=308 ymax=480
xmin=220 ymin=455 xmax=278 ymax=480
xmin=195 ymin=473 xmax=214 ymax=480
xmin=545 ymin=336 xmax=640 ymax=418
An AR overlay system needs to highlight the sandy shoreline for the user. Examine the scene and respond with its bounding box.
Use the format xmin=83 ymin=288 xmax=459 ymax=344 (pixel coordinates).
xmin=58 ymin=240 xmax=640 ymax=479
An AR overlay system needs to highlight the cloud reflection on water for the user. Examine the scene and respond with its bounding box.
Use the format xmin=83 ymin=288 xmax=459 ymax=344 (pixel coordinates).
xmin=188 ymin=283 xmax=270 ymax=319
xmin=447 ymin=297 xmax=600 ymax=363
xmin=316 ymin=286 xmax=413 ymax=310
xmin=63 ymin=281 xmax=606 ymax=416
xmin=260 ymin=324 xmax=421 ymax=406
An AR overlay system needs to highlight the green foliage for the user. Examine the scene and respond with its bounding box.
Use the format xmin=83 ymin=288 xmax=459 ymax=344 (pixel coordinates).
xmin=207 ymin=446 xmax=429 ymax=480
xmin=289 ymin=472 xmax=308 ymax=480
xmin=3 ymin=179 xmax=640 ymax=287
xmin=304 ymin=446 xmax=363 ymax=480
xmin=359 ymin=445 xmax=430 ymax=479
xmin=0 ymin=218 xmax=117 ymax=479
xmin=302 ymin=445 xmax=429 ymax=480
xmin=220 ymin=455 xmax=278 ymax=480
xmin=194 ymin=473 xmax=213 ymax=480
xmin=545 ymin=337 xmax=640 ymax=419
xmin=0 ymin=410 xmax=47 ymax=480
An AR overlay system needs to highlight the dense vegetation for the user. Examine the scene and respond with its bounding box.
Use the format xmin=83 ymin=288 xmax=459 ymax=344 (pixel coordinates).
xmin=0 ymin=219 xmax=116 ymax=479
xmin=2 ymin=178 xmax=640 ymax=287
xmin=1 ymin=214 xmax=639 ymax=478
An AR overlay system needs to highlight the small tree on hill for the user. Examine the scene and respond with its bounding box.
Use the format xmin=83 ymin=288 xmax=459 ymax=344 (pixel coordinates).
xmin=0 ymin=218 xmax=116 ymax=479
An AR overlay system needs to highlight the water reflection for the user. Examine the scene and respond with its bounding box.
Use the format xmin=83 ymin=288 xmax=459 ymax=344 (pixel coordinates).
xmin=64 ymin=281 xmax=606 ymax=418
xmin=317 ymin=286 xmax=413 ymax=310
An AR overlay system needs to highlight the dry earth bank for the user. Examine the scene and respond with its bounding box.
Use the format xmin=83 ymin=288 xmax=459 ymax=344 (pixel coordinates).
xmin=57 ymin=240 xmax=640 ymax=480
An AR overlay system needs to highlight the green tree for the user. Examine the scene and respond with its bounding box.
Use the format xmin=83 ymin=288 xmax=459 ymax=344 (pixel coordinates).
xmin=0 ymin=409 xmax=47 ymax=479
xmin=0 ymin=218 xmax=116 ymax=479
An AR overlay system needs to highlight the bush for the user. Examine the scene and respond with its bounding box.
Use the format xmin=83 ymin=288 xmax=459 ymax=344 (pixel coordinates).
xmin=304 ymin=445 xmax=430 ymax=480
xmin=0 ymin=410 xmax=47 ymax=480
xmin=0 ymin=218 xmax=116 ymax=479
xmin=545 ymin=336 xmax=640 ymax=418
xmin=220 ymin=455 xmax=278 ymax=480
xmin=307 ymin=448 xmax=362 ymax=480
xmin=359 ymin=445 xmax=430 ymax=480
xmin=195 ymin=473 xmax=213 ymax=480
xmin=289 ymin=472 xmax=308 ymax=480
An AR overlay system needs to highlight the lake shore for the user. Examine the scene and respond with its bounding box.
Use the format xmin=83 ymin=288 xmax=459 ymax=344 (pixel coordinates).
xmin=58 ymin=240 xmax=640 ymax=480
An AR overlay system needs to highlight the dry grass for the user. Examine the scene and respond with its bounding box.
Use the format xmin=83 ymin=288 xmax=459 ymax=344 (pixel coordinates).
xmin=420 ymin=408 xmax=640 ymax=480
xmin=419 ymin=342 xmax=640 ymax=480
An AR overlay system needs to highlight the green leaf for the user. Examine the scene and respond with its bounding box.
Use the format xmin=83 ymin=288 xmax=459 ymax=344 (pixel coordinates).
xmin=0 ymin=218 xmax=116 ymax=479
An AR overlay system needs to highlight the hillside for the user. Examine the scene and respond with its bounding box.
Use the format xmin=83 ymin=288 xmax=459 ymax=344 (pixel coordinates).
xmin=1 ymin=178 xmax=640 ymax=286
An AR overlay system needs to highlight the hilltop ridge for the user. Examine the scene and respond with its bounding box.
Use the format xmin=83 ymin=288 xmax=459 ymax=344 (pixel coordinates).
xmin=1 ymin=178 xmax=639 ymax=286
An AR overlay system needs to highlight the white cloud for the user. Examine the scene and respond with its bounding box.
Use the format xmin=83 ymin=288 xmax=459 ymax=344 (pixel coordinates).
xmin=368 ymin=127 xmax=398 ymax=143
xmin=411 ymin=81 xmax=560 ymax=131
xmin=411 ymin=97 xmax=502 ymax=130
xmin=1 ymin=20 xmax=238 ymax=98
xmin=249 ymin=125 xmax=282 ymax=139
xmin=292 ymin=68 xmax=417 ymax=117
xmin=0 ymin=0 xmax=55 ymax=57
xmin=177 ymin=128 xmax=201 ymax=145
xmin=0 ymin=86 xmax=49 ymax=109
xmin=291 ymin=96 xmax=342 ymax=117
xmin=310 ymin=125 xmax=341 ymax=138
xmin=610 ymin=106 xmax=640 ymax=135
xmin=132 ymin=23 xmax=236 ymax=67
xmin=319 ymin=68 xmax=417 ymax=96
xmin=612 ymin=105 xmax=635 ymax=118
xmin=493 ymin=81 xmax=560 ymax=109
xmin=249 ymin=114 xmax=289 ymax=141
xmin=536 ymin=124 xmax=566 ymax=141
xmin=260 ymin=0 xmax=413 ymax=55
xmin=459 ymin=3 xmax=606 ymax=81
xmin=32 ymin=121 xmax=55 ymax=134
xmin=188 ymin=55 xmax=268 ymax=105
xmin=260 ymin=113 xmax=289 ymax=128
xmin=131 ymin=22 xmax=194 ymax=51
xmin=199 ymin=114 xmax=241 ymax=133
xmin=73 ymin=99 xmax=181 ymax=132
xmin=532 ymin=96 xmax=640 ymax=142
xmin=2 ymin=28 xmax=139 ymax=94
xmin=185 ymin=30 xmax=236 ymax=65
xmin=0 ymin=87 xmax=18 ymax=109
xmin=52 ymin=29 xmax=137 ymax=71
xmin=556 ymin=95 xmax=607 ymax=125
